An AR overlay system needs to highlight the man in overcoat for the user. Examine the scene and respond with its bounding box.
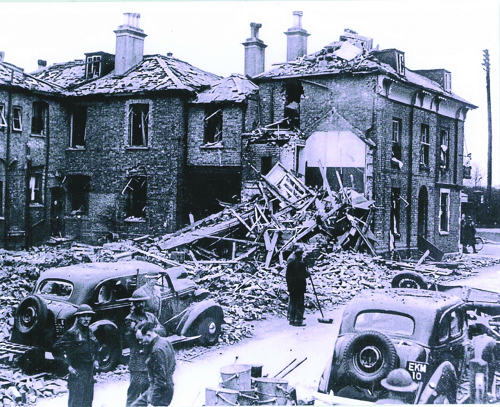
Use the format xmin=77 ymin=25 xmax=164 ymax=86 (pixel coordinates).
xmin=286 ymin=247 xmax=310 ymax=326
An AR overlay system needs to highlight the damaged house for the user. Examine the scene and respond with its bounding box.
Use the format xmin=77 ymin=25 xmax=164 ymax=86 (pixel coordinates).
xmin=0 ymin=11 xmax=475 ymax=256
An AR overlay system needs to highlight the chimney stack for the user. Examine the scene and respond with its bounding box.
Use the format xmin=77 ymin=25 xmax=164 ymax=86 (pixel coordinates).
xmin=37 ymin=60 xmax=47 ymax=70
xmin=0 ymin=52 xmax=5 ymax=63
xmin=242 ymin=22 xmax=267 ymax=77
xmin=284 ymin=11 xmax=310 ymax=61
xmin=114 ymin=13 xmax=147 ymax=75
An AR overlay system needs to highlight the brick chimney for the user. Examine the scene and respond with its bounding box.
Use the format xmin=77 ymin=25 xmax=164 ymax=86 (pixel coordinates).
xmin=242 ymin=22 xmax=267 ymax=77
xmin=284 ymin=11 xmax=310 ymax=61
xmin=37 ymin=60 xmax=47 ymax=70
xmin=114 ymin=13 xmax=147 ymax=75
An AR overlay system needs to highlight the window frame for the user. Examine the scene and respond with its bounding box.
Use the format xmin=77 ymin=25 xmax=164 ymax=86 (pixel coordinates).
xmin=0 ymin=104 xmax=7 ymax=128
xmin=439 ymin=129 xmax=449 ymax=170
xmin=128 ymin=103 xmax=150 ymax=147
xmin=29 ymin=173 xmax=44 ymax=205
xmin=0 ymin=180 xmax=4 ymax=218
xmin=397 ymin=53 xmax=405 ymax=75
xmin=12 ymin=106 xmax=22 ymax=131
xmin=123 ymin=175 xmax=147 ymax=220
xmin=31 ymin=101 xmax=46 ymax=136
xmin=420 ymin=124 xmax=430 ymax=167
xmin=391 ymin=188 xmax=401 ymax=239
xmin=203 ymin=107 xmax=223 ymax=145
xmin=439 ymin=188 xmax=450 ymax=234
xmin=444 ymin=72 xmax=452 ymax=92
xmin=86 ymin=55 xmax=101 ymax=79
xmin=70 ymin=106 xmax=87 ymax=148
xmin=67 ymin=175 xmax=90 ymax=215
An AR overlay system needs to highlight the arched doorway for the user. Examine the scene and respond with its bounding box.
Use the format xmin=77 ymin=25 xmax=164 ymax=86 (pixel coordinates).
xmin=418 ymin=186 xmax=428 ymax=238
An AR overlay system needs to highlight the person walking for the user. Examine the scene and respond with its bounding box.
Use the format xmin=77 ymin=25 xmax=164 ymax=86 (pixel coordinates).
xmin=125 ymin=290 xmax=166 ymax=406
xmin=286 ymin=247 xmax=310 ymax=327
xmin=132 ymin=322 xmax=176 ymax=407
xmin=463 ymin=216 xmax=477 ymax=254
xmin=53 ymin=304 xmax=99 ymax=407
xmin=135 ymin=271 xmax=162 ymax=317
xmin=375 ymin=368 xmax=418 ymax=404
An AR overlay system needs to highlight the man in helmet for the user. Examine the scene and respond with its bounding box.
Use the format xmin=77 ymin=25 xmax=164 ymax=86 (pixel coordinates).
xmin=53 ymin=304 xmax=99 ymax=407
xmin=375 ymin=368 xmax=418 ymax=404
xmin=126 ymin=290 xmax=166 ymax=406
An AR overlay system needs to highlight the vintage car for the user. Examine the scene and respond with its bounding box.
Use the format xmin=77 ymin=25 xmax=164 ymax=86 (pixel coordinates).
xmin=9 ymin=260 xmax=224 ymax=372
xmin=317 ymin=288 xmax=497 ymax=404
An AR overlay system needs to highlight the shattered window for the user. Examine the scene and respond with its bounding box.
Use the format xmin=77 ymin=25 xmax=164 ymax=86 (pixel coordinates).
xmin=284 ymin=82 xmax=303 ymax=129
xmin=71 ymin=106 xmax=87 ymax=148
xmin=204 ymin=107 xmax=223 ymax=145
xmin=124 ymin=176 xmax=147 ymax=219
xmin=391 ymin=188 xmax=401 ymax=239
xmin=420 ymin=124 xmax=430 ymax=167
xmin=29 ymin=173 xmax=43 ymax=204
xmin=86 ymin=55 xmax=101 ymax=79
xmin=397 ymin=53 xmax=405 ymax=75
xmin=391 ymin=119 xmax=402 ymax=168
xmin=31 ymin=101 xmax=47 ymax=135
xmin=37 ymin=280 xmax=73 ymax=298
xmin=439 ymin=129 xmax=449 ymax=169
xmin=0 ymin=104 xmax=7 ymax=127
xmin=261 ymin=156 xmax=272 ymax=175
xmin=13 ymin=107 xmax=22 ymax=131
xmin=439 ymin=190 xmax=450 ymax=233
xmin=68 ymin=175 xmax=90 ymax=215
xmin=129 ymin=104 xmax=149 ymax=147
xmin=0 ymin=180 xmax=3 ymax=217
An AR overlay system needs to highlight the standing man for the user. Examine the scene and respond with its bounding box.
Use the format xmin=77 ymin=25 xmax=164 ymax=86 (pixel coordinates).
xmin=135 ymin=271 xmax=161 ymax=317
xmin=125 ymin=290 xmax=166 ymax=407
xmin=53 ymin=304 xmax=99 ymax=407
xmin=133 ymin=322 xmax=176 ymax=407
xmin=286 ymin=247 xmax=310 ymax=327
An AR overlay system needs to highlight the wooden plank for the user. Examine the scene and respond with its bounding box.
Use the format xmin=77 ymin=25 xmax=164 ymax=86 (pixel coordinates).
xmin=121 ymin=245 xmax=194 ymax=271
xmin=191 ymin=233 xmax=265 ymax=246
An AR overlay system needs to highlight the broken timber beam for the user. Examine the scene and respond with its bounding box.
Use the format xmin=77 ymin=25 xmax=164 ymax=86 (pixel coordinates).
xmin=121 ymin=244 xmax=195 ymax=271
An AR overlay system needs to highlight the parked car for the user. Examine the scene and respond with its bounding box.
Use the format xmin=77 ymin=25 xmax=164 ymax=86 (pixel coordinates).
xmin=317 ymin=288 xmax=496 ymax=404
xmin=10 ymin=260 xmax=224 ymax=372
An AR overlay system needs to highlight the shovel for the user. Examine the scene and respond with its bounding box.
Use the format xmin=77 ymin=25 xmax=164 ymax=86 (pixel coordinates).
xmin=309 ymin=276 xmax=333 ymax=324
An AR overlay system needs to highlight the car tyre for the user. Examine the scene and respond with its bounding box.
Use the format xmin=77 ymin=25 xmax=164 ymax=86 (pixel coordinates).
xmin=94 ymin=330 xmax=121 ymax=373
xmin=15 ymin=295 xmax=48 ymax=335
xmin=198 ymin=316 xmax=221 ymax=347
xmin=391 ymin=272 xmax=427 ymax=289
xmin=341 ymin=330 xmax=397 ymax=386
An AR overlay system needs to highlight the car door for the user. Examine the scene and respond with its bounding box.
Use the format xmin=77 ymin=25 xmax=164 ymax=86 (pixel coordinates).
xmin=436 ymin=307 xmax=467 ymax=375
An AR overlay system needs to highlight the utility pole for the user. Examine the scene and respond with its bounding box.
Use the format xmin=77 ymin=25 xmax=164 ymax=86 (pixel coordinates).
xmin=482 ymin=49 xmax=492 ymax=222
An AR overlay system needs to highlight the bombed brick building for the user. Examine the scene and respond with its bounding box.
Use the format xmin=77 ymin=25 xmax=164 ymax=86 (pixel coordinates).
xmin=0 ymin=12 xmax=475 ymax=255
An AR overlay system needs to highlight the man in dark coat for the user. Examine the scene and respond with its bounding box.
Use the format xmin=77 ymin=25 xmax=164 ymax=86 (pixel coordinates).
xmin=286 ymin=247 xmax=310 ymax=327
xmin=53 ymin=304 xmax=99 ymax=407
xmin=132 ymin=322 xmax=176 ymax=406
xmin=125 ymin=290 xmax=166 ymax=406
xmin=463 ymin=216 xmax=477 ymax=253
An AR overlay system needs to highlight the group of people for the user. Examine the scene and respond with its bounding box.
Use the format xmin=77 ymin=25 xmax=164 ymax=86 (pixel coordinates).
xmin=461 ymin=214 xmax=478 ymax=254
xmin=52 ymin=271 xmax=175 ymax=407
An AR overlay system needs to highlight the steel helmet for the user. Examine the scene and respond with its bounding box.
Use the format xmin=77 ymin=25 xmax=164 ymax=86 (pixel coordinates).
xmin=130 ymin=289 xmax=150 ymax=302
xmin=74 ymin=304 xmax=95 ymax=316
xmin=380 ymin=369 xmax=418 ymax=393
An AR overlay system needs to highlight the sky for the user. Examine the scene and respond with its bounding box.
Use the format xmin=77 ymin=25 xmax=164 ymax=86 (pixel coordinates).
xmin=1 ymin=0 xmax=499 ymax=186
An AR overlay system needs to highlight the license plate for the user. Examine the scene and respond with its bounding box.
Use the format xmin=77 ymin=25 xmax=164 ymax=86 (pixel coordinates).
xmin=406 ymin=361 xmax=428 ymax=382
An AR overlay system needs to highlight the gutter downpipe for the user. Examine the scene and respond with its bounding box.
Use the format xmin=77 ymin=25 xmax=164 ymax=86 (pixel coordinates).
xmin=44 ymin=105 xmax=50 ymax=239
xmin=4 ymin=69 xmax=13 ymax=246
xmin=406 ymin=103 xmax=414 ymax=250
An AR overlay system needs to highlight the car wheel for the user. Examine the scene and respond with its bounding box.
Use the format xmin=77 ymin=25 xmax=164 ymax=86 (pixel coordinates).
xmin=198 ymin=316 xmax=221 ymax=347
xmin=391 ymin=272 xmax=427 ymax=289
xmin=341 ymin=330 xmax=397 ymax=386
xmin=94 ymin=330 xmax=121 ymax=373
xmin=15 ymin=295 xmax=48 ymax=335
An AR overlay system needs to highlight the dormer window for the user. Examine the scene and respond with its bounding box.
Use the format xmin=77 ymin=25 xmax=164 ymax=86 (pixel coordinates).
xmin=444 ymin=72 xmax=452 ymax=92
xmin=86 ymin=55 xmax=101 ymax=79
xmin=397 ymin=52 xmax=405 ymax=75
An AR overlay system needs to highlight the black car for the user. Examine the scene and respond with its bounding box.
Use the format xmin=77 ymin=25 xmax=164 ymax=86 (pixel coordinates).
xmin=317 ymin=288 xmax=496 ymax=404
xmin=10 ymin=260 xmax=224 ymax=372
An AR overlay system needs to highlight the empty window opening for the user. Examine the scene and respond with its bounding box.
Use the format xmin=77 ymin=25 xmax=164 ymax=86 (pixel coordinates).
xmin=71 ymin=106 xmax=87 ymax=148
xmin=444 ymin=72 xmax=452 ymax=92
xmin=391 ymin=188 xmax=401 ymax=239
xmin=123 ymin=176 xmax=147 ymax=219
xmin=391 ymin=118 xmax=402 ymax=168
xmin=86 ymin=55 xmax=101 ymax=79
xmin=31 ymin=101 xmax=47 ymax=135
xmin=284 ymin=82 xmax=303 ymax=129
xmin=440 ymin=129 xmax=449 ymax=169
xmin=439 ymin=189 xmax=450 ymax=233
xmin=261 ymin=156 xmax=272 ymax=175
xmin=420 ymin=124 xmax=430 ymax=167
xmin=29 ymin=173 xmax=43 ymax=204
xmin=129 ymin=104 xmax=149 ymax=146
xmin=204 ymin=107 xmax=223 ymax=144
xmin=397 ymin=53 xmax=405 ymax=75
xmin=0 ymin=104 xmax=7 ymax=127
xmin=68 ymin=175 xmax=90 ymax=215
xmin=13 ymin=107 xmax=22 ymax=131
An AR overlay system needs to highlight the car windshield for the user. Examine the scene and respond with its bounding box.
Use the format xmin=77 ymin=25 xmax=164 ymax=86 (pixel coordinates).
xmin=36 ymin=280 xmax=74 ymax=298
xmin=355 ymin=311 xmax=414 ymax=335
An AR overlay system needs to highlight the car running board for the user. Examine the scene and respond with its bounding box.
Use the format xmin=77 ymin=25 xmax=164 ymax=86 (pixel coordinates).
xmin=166 ymin=334 xmax=201 ymax=345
